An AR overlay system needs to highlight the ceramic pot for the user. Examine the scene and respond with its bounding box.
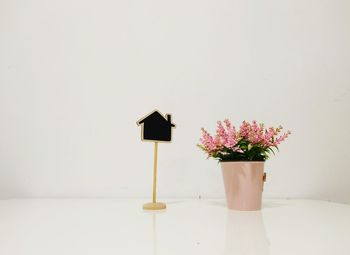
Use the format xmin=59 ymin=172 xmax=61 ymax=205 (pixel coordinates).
xmin=221 ymin=161 xmax=266 ymax=211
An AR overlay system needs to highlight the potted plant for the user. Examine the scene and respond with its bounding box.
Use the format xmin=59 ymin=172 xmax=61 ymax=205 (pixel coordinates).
xmin=198 ymin=120 xmax=291 ymax=211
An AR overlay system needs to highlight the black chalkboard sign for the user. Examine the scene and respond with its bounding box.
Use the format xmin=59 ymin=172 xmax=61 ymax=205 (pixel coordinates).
xmin=137 ymin=110 xmax=175 ymax=142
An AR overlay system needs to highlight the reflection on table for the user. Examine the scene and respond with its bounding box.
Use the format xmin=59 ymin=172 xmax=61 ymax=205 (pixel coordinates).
xmin=225 ymin=210 xmax=269 ymax=255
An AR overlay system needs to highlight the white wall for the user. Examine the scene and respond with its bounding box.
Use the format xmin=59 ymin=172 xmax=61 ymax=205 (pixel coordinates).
xmin=1 ymin=0 xmax=349 ymax=202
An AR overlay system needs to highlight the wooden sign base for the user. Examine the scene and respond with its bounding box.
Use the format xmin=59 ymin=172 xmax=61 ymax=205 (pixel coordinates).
xmin=143 ymin=202 xmax=166 ymax=210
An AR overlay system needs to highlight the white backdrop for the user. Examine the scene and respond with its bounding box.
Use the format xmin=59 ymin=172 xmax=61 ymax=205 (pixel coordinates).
xmin=1 ymin=0 xmax=350 ymax=203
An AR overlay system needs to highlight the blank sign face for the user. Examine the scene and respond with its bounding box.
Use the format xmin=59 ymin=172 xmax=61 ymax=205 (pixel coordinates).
xmin=137 ymin=110 xmax=175 ymax=142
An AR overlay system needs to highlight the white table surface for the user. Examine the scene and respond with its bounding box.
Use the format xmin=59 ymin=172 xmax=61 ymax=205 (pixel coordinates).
xmin=0 ymin=199 xmax=349 ymax=255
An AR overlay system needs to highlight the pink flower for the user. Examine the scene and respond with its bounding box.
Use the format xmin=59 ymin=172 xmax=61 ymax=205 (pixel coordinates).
xmin=249 ymin=120 xmax=262 ymax=144
xmin=200 ymin=128 xmax=217 ymax=152
xmin=238 ymin=120 xmax=266 ymax=144
xmin=223 ymin=119 xmax=237 ymax=148
xmin=262 ymin=127 xmax=275 ymax=147
xmin=215 ymin=121 xmax=228 ymax=148
xmin=273 ymin=130 xmax=291 ymax=146
xmin=239 ymin=121 xmax=251 ymax=138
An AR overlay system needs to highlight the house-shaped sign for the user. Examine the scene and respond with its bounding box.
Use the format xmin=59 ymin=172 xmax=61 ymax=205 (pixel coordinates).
xmin=137 ymin=110 xmax=176 ymax=142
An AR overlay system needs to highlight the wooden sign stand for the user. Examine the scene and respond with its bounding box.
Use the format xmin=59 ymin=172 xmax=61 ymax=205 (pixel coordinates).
xmin=142 ymin=142 xmax=166 ymax=210
xmin=137 ymin=110 xmax=176 ymax=211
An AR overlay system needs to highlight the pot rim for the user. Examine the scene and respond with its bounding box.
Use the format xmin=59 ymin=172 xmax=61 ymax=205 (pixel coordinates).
xmin=220 ymin=161 xmax=265 ymax=164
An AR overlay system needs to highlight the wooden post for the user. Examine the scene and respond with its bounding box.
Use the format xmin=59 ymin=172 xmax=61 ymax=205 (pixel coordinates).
xmin=143 ymin=142 xmax=166 ymax=210
xmin=152 ymin=142 xmax=158 ymax=203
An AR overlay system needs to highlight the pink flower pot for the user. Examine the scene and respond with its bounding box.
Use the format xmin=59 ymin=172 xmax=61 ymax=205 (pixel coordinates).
xmin=221 ymin=161 xmax=265 ymax=211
